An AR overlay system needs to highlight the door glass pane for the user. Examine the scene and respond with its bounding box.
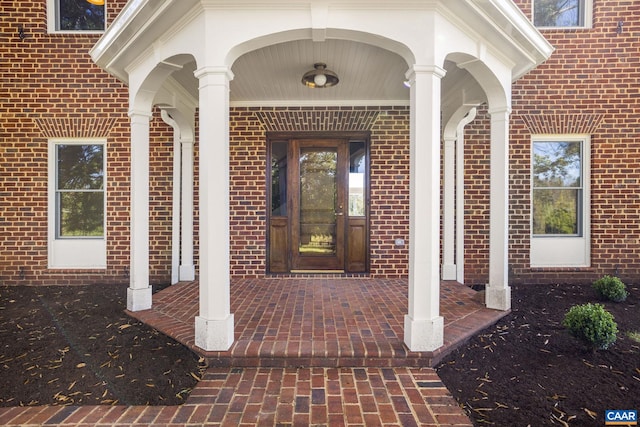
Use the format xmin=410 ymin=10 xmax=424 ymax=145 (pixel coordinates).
xmin=349 ymin=141 xmax=366 ymax=216
xmin=299 ymin=148 xmax=337 ymax=255
xmin=271 ymin=141 xmax=288 ymax=216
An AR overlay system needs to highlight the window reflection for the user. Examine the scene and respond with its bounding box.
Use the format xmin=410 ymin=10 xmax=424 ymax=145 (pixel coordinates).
xmin=349 ymin=141 xmax=366 ymax=216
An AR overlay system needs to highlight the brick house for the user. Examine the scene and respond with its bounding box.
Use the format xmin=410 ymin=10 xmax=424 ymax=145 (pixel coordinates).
xmin=1 ymin=0 xmax=637 ymax=352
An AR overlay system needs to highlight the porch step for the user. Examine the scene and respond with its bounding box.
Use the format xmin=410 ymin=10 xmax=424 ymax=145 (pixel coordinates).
xmin=203 ymin=355 xmax=435 ymax=368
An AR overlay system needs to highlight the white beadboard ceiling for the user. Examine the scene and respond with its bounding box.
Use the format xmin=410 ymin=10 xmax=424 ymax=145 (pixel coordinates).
xmin=172 ymin=39 xmax=413 ymax=106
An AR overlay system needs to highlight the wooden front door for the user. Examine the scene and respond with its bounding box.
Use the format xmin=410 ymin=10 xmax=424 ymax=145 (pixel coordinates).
xmin=268 ymin=134 xmax=369 ymax=273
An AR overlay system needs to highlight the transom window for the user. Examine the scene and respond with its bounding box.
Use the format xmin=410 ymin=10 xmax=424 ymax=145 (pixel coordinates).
xmin=48 ymin=0 xmax=105 ymax=33
xmin=533 ymin=0 xmax=592 ymax=28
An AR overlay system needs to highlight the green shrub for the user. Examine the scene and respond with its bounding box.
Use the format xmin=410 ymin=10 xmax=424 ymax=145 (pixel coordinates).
xmin=562 ymin=303 xmax=618 ymax=350
xmin=592 ymin=275 xmax=628 ymax=302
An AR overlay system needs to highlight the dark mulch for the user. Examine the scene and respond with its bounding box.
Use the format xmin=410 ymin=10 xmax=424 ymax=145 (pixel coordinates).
xmin=0 ymin=283 xmax=205 ymax=407
xmin=437 ymin=282 xmax=640 ymax=427
xmin=1 ymin=280 xmax=638 ymax=426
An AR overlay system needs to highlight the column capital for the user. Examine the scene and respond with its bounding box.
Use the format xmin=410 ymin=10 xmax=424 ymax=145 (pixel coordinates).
xmin=487 ymin=106 xmax=512 ymax=117
xmin=128 ymin=109 xmax=153 ymax=121
xmin=405 ymin=64 xmax=446 ymax=82
xmin=194 ymin=66 xmax=234 ymax=81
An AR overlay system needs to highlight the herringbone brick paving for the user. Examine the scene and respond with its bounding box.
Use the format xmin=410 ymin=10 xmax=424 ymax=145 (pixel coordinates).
xmin=0 ymin=278 xmax=504 ymax=426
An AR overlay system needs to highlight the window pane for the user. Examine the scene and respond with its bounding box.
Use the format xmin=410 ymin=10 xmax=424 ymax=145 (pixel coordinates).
xmin=349 ymin=141 xmax=366 ymax=217
xmin=299 ymin=148 xmax=337 ymax=255
xmin=57 ymin=144 xmax=104 ymax=190
xmin=533 ymin=141 xmax=581 ymax=188
xmin=271 ymin=141 xmax=288 ymax=216
xmin=58 ymin=192 xmax=104 ymax=237
xmin=59 ymin=0 xmax=105 ymax=31
xmin=532 ymin=188 xmax=579 ymax=235
xmin=534 ymin=0 xmax=581 ymax=27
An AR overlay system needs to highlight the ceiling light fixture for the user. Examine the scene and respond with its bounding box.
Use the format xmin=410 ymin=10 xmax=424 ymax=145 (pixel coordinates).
xmin=302 ymin=63 xmax=339 ymax=88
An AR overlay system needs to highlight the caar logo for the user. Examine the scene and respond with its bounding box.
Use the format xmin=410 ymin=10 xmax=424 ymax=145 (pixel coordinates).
xmin=605 ymin=410 xmax=637 ymax=426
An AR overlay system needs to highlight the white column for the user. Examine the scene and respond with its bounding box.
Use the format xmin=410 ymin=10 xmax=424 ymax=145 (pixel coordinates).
xmin=404 ymin=65 xmax=445 ymax=352
xmin=486 ymin=107 xmax=511 ymax=310
xmin=441 ymin=135 xmax=456 ymax=280
xmin=179 ymin=137 xmax=195 ymax=281
xmin=127 ymin=111 xmax=153 ymax=311
xmin=193 ymin=66 xmax=234 ymax=351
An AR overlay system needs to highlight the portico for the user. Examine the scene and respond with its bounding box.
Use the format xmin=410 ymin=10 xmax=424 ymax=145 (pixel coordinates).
xmin=90 ymin=0 xmax=552 ymax=353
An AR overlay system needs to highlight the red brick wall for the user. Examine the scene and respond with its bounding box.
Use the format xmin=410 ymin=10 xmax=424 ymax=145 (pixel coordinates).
xmin=4 ymin=0 xmax=639 ymax=287
xmin=0 ymin=1 xmax=175 ymax=285
xmin=495 ymin=0 xmax=640 ymax=285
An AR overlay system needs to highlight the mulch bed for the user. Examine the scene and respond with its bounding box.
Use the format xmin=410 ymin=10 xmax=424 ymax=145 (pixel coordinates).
xmin=437 ymin=282 xmax=640 ymax=427
xmin=1 ymin=280 xmax=638 ymax=426
xmin=0 ymin=283 xmax=205 ymax=407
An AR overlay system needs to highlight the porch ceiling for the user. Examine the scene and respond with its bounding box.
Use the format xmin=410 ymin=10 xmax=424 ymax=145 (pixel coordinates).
xmin=171 ymin=41 xmax=478 ymax=107
xmin=171 ymin=39 xmax=412 ymax=106
xmin=91 ymin=0 xmax=552 ymax=109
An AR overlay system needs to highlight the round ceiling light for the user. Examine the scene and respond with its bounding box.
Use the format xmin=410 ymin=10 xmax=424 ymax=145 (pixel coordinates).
xmin=302 ymin=63 xmax=339 ymax=88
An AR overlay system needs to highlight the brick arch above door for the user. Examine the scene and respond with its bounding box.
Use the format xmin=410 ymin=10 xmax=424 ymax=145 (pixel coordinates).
xmin=254 ymin=108 xmax=380 ymax=132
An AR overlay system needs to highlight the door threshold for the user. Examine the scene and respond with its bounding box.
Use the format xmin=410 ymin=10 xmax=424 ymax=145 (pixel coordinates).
xmin=290 ymin=269 xmax=346 ymax=274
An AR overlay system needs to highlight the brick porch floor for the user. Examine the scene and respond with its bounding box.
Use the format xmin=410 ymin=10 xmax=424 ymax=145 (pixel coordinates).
xmin=0 ymin=278 xmax=507 ymax=426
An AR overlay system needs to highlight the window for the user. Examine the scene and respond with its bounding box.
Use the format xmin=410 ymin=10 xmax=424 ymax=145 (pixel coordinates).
xmin=533 ymin=0 xmax=592 ymax=28
xmin=48 ymin=0 xmax=105 ymax=33
xmin=532 ymin=140 xmax=582 ymax=236
xmin=49 ymin=140 xmax=107 ymax=268
xmin=530 ymin=136 xmax=590 ymax=267
xmin=55 ymin=143 xmax=105 ymax=237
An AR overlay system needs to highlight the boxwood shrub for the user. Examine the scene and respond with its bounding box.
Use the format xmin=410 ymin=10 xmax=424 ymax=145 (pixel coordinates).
xmin=563 ymin=303 xmax=618 ymax=350
xmin=592 ymin=275 xmax=628 ymax=302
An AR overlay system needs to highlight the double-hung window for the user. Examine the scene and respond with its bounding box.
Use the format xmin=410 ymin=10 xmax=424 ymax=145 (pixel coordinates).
xmin=533 ymin=0 xmax=593 ymax=29
xmin=530 ymin=136 xmax=590 ymax=267
xmin=49 ymin=140 xmax=107 ymax=268
xmin=47 ymin=0 xmax=105 ymax=33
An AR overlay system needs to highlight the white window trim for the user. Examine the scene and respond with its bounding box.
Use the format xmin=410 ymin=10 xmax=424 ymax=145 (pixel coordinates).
xmin=46 ymin=0 xmax=106 ymax=34
xmin=48 ymin=138 xmax=107 ymax=269
xmin=530 ymin=134 xmax=591 ymax=267
xmin=533 ymin=0 xmax=593 ymax=30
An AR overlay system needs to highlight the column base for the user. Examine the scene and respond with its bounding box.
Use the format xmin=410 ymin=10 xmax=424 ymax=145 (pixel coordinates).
xmin=403 ymin=315 xmax=444 ymax=352
xmin=441 ymin=264 xmax=457 ymax=281
xmin=179 ymin=264 xmax=196 ymax=281
xmin=195 ymin=314 xmax=235 ymax=351
xmin=127 ymin=286 xmax=152 ymax=312
xmin=485 ymin=285 xmax=511 ymax=311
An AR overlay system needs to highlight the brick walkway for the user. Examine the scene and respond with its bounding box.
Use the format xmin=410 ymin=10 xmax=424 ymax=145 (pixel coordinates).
xmin=0 ymin=278 xmax=506 ymax=426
